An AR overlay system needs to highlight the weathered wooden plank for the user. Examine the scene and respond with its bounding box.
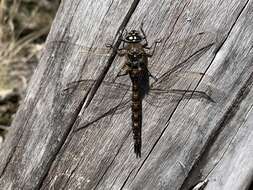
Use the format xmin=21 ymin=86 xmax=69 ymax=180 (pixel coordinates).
xmin=1 ymin=0 xmax=253 ymax=190
xmin=39 ymin=0 xmax=253 ymax=190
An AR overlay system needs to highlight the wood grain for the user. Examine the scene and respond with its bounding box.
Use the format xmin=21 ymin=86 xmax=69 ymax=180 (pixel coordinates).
xmin=0 ymin=0 xmax=253 ymax=189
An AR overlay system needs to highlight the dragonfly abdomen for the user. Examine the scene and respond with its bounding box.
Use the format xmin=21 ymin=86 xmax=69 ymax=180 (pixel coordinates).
xmin=131 ymin=79 xmax=142 ymax=158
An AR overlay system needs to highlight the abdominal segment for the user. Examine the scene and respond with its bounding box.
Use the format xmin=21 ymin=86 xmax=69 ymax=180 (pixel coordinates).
xmin=131 ymin=81 xmax=142 ymax=158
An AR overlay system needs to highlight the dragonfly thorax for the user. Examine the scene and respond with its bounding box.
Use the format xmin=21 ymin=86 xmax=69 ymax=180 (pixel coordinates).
xmin=128 ymin=49 xmax=143 ymax=69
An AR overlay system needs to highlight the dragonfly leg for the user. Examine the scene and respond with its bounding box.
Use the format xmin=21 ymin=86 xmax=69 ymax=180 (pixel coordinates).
xmin=105 ymin=43 xmax=113 ymax=48
xmin=145 ymin=39 xmax=162 ymax=57
xmin=116 ymin=64 xmax=129 ymax=78
xmin=148 ymin=70 xmax=158 ymax=81
xmin=116 ymin=72 xmax=128 ymax=78
xmin=120 ymin=28 xmax=128 ymax=40
xmin=104 ymin=44 xmax=127 ymax=58
xmin=117 ymin=49 xmax=127 ymax=57
xmin=140 ymin=22 xmax=149 ymax=47
xmin=140 ymin=22 xmax=162 ymax=53
xmin=105 ymin=42 xmax=126 ymax=50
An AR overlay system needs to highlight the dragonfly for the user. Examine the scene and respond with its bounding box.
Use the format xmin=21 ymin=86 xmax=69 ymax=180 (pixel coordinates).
xmin=53 ymin=25 xmax=216 ymax=158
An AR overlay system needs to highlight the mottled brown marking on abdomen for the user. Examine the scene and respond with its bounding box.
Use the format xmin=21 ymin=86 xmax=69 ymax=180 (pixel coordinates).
xmin=131 ymin=78 xmax=142 ymax=158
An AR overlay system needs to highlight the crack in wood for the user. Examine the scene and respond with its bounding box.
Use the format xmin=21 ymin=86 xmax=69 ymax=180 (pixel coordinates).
xmin=248 ymin=178 xmax=253 ymax=190
xmin=59 ymin=105 xmax=130 ymax=188
xmin=83 ymin=0 xmax=141 ymax=109
xmin=204 ymin=71 xmax=253 ymax=176
xmin=0 ymin=141 xmax=17 ymax=177
xmin=119 ymin=168 xmax=135 ymax=190
xmin=35 ymin=2 xmax=95 ymax=189
xmin=158 ymin=42 xmax=215 ymax=84
xmin=179 ymin=0 xmax=252 ymax=188
xmin=182 ymin=72 xmax=253 ymax=189
xmin=93 ymin=130 xmax=132 ymax=190
xmin=159 ymin=1 xmax=189 ymax=53
xmin=36 ymin=0 xmax=142 ymax=189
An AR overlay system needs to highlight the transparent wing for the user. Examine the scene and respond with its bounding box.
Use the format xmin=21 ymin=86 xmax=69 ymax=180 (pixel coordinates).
xmin=45 ymin=40 xmax=112 ymax=58
xmin=144 ymin=31 xmax=216 ymax=106
xmin=62 ymin=71 xmax=207 ymax=96
xmin=150 ymin=42 xmax=215 ymax=90
xmin=162 ymin=31 xmax=216 ymax=51
xmin=62 ymin=71 xmax=212 ymax=111
xmin=62 ymin=78 xmax=132 ymax=118
xmin=145 ymin=87 xmax=213 ymax=107
xmin=45 ymin=31 xmax=216 ymax=58
xmin=62 ymin=78 xmax=131 ymax=95
xmin=144 ymin=72 xmax=213 ymax=107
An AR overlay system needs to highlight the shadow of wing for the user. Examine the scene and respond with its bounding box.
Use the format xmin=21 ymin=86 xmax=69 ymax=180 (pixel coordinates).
xmin=74 ymin=99 xmax=131 ymax=132
xmin=62 ymin=79 xmax=133 ymax=131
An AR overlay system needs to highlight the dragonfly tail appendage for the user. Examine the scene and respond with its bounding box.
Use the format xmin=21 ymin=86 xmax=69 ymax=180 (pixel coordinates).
xmin=134 ymin=139 xmax=142 ymax=158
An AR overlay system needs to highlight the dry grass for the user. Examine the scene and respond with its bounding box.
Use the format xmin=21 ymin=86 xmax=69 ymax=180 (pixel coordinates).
xmin=0 ymin=0 xmax=59 ymax=130
xmin=0 ymin=0 xmax=59 ymax=92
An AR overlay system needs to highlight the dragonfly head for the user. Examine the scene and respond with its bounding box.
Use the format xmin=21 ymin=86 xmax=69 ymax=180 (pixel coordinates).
xmin=124 ymin=30 xmax=143 ymax=43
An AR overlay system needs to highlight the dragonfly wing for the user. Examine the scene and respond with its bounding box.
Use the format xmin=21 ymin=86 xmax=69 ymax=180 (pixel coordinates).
xmin=151 ymin=43 xmax=214 ymax=89
xmin=46 ymin=40 xmax=112 ymax=57
xmin=62 ymin=78 xmax=133 ymax=132
xmin=162 ymin=31 xmax=217 ymax=52
xmin=112 ymin=99 xmax=131 ymax=115
xmin=146 ymin=31 xmax=216 ymax=107
xmin=62 ymin=79 xmax=131 ymax=96
xmin=80 ymin=47 xmax=112 ymax=57
xmin=149 ymin=31 xmax=216 ymax=90
xmin=149 ymin=71 xmax=209 ymax=94
xmin=144 ymin=88 xmax=213 ymax=107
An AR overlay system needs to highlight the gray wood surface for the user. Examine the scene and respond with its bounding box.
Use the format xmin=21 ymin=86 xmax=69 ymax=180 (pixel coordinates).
xmin=0 ymin=0 xmax=253 ymax=189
